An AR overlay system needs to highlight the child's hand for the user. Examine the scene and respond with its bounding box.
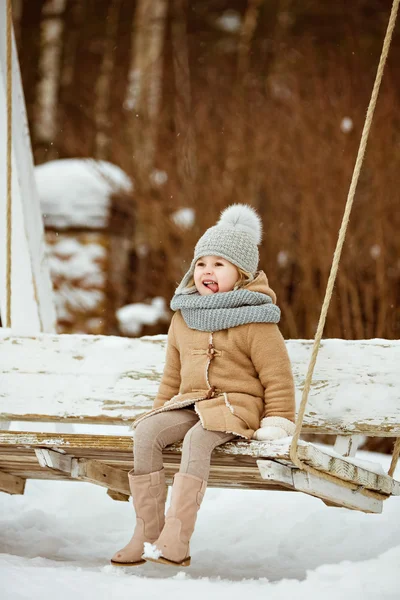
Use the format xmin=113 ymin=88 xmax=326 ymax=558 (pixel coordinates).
xmin=252 ymin=416 xmax=295 ymax=441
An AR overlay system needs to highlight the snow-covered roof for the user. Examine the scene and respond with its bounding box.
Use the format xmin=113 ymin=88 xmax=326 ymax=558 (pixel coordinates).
xmin=35 ymin=159 xmax=133 ymax=229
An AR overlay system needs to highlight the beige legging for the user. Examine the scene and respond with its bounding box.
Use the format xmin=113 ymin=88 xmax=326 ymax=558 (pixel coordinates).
xmin=133 ymin=408 xmax=235 ymax=481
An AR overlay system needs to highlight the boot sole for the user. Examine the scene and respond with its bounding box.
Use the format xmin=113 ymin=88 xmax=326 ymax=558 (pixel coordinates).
xmin=144 ymin=556 xmax=191 ymax=567
xmin=110 ymin=559 xmax=146 ymax=567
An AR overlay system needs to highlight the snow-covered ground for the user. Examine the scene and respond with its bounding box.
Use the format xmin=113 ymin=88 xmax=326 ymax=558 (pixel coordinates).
xmin=1 ymin=451 xmax=399 ymax=600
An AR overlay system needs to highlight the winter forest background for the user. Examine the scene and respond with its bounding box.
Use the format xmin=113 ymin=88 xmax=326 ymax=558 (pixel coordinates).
xmin=9 ymin=0 xmax=400 ymax=341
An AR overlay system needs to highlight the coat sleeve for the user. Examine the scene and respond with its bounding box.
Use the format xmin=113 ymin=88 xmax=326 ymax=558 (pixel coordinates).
xmin=247 ymin=323 xmax=296 ymax=422
xmin=153 ymin=314 xmax=181 ymax=409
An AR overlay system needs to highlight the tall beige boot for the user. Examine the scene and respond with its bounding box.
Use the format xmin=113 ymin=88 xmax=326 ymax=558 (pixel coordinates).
xmin=143 ymin=473 xmax=207 ymax=567
xmin=111 ymin=469 xmax=167 ymax=566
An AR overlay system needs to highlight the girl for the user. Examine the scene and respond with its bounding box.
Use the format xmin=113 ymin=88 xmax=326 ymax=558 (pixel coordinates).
xmin=111 ymin=204 xmax=295 ymax=568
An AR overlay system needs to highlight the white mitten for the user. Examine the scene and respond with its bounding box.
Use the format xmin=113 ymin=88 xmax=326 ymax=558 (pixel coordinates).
xmin=253 ymin=416 xmax=295 ymax=441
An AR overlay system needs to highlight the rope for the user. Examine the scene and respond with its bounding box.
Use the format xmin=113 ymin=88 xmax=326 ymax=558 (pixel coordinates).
xmin=289 ymin=0 xmax=400 ymax=489
xmin=5 ymin=0 xmax=12 ymax=328
xmin=389 ymin=438 xmax=400 ymax=478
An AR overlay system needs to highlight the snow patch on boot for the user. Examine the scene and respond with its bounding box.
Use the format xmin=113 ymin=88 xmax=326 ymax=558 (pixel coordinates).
xmin=142 ymin=542 xmax=162 ymax=560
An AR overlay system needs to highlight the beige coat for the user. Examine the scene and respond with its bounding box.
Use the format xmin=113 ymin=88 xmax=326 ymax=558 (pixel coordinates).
xmin=134 ymin=271 xmax=295 ymax=439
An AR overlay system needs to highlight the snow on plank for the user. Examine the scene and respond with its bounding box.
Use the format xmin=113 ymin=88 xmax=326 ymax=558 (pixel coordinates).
xmin=0 ymin=331 xmax=399 ymax=435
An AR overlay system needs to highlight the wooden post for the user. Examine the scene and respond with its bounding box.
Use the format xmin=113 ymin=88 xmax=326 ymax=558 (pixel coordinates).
xmin=334 ymin=435 xmax=362 ymax=457
xmin=0 ymin=470 xmax=25 ymax=495
xmin=0 ymin=5 xmax=56 ymax=333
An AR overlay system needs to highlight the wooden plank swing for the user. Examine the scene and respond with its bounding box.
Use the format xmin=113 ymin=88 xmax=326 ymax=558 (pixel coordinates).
xmin=1 ymin=332 xmax=400 ymax=513
xmin=0 ymin=0 xmax=399 ymax=516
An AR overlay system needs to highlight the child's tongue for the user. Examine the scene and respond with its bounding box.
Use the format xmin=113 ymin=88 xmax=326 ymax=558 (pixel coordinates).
xmin=206 ymin=282 xmax=219 ymax=293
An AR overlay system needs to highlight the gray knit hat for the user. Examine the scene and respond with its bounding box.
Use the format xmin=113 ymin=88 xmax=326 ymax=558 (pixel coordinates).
xmin=175 ymin=203 xmax=263 ymax=294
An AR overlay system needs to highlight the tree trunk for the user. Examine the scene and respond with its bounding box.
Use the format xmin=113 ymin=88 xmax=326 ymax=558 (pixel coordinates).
xmin=126 ymin=0 xmax=168 ymax=304
xmin=34 ymin=0 xmax=67 ymax=162
xmin=222 ymin=0 xmax=263 ymax=200
xmin=93 ymin=0 xmax=121 ymax=161
xmin=171 ymin=0 xmax=197 ymax=207
xmin=126 ymin=0 xmax=167 ymax=189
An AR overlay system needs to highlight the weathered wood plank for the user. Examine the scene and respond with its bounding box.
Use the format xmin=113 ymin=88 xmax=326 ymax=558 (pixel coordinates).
xmin=334 ymin=435 xmax=362 ymax=457
xmin=292 ymin=470 xmax=383 ymax=514
xmin=71 ymin=458 xmax=130 ymax=495
xmin=0 ymin=466 xmax=294 ymax=492
xmin=0 ymin=444 xmax=295 ymax=491
xmin=0 ymin=14 xmax=56 ymax=332
xmin=1 ymin=431 xmax=398 ymax=495
xmin=107 ymin=489 xmax=130 ymax=502
xmin=257 ymin=460 xmax=383 ymax=513
xmin=256 ymin=460 xmax=294 ymax=488
xmin=297 ymin=444 xmax=400 ymax=496
xmin=0 ymin=431 xmax=291 ymax=459
xmin=33 ymin=448 xmax=131 ymax=495
xmin=0 ymin=333 xmax=163 ymax=423
xmin=4 ymin=437 xmax=395 ymax=501
xmin=35 ymin=449 xmax=72 ymax=471
xmin=0 ymin=469 xmax=25 ymax=494
xmin=0 ymin=453 xmax=290 ymax=491
xmin=1 ymin=333 xmax=399 ymax=435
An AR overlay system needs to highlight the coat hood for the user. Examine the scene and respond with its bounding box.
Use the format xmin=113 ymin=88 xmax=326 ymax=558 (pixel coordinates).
xmin=244 ymin=270 xmax=277 ymax=303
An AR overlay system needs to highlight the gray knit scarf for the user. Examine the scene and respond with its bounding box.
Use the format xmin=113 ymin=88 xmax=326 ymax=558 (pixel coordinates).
xmin=170 ymin=289 xmax=280 ymax=331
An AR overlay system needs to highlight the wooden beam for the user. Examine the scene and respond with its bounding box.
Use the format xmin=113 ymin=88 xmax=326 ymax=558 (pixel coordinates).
xmin=256 ymin=460 xmax=294 ymax=488
xmin=34 ymin=449 xmax=130 ymax=495
xmin=0 ymin=452 xmax=295 ymax=491
xmin=0 ymin=7 xmax=56 ymax=333
xmin=292 ymin=470 xmax=383 ymax=514
xmin=0 ymin=469 xmax=25 ymax=494
xmin=107 ymin=489 xmax=130 ymax=502
xmin=334 ymin=435 xmax=362 ymax=457
xmin=0 ymin=431 xmax=291 ymax=460
xmin=35 ymin=448 xmax=72 ymax=471
xmin=4 ymin=432 xmax=400 ymax=495
xmin=2 ymin=431 xmax=135 ymax=451
xmin=71 ymin=458 xmax=130 ymax=495
xmin=297 ymin=444 xmax=399 ymax=495
xmin=257 ymin=459 xmax=383 ymax=514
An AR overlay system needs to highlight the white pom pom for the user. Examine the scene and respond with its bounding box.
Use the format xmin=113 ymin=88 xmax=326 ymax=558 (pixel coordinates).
xmin=217 ymin=204 xmax=262 ymax=245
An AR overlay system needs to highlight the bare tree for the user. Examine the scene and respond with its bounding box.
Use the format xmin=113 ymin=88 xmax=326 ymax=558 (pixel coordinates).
xmin=171 ymin=0 xmax=197 ymax=207
xmin=59 ymin=0 xmax=85 ymax=92
xmin=125 ymin=0 xmax=169 ymax=302
xmin=222 ymin=0 xmax=263 ymax=200
xmin=94 ymin=0 xmax=122 ymax=161
xmin=34 ymin=0 xmax=67 ymax=161
xmin=126 ymin=0 xmax=167 ymax=188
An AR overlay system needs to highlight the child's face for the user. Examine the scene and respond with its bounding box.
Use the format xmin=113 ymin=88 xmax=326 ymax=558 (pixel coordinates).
xmin=194 ymin=255 xmax=240 ymax=295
